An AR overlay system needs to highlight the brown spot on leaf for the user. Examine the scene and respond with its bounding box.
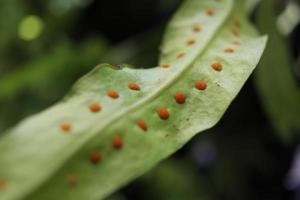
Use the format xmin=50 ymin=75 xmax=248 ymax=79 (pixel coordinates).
xmin=206 ymin=8 xmax=214 ymax=16
xmin=233 ymin=17 xmax=241 ymax=27
xmin=60 ymin=122 xmax=72 ymax=133
xmin=128 ymin=83 xmax=141 ymax=91
xmin=186 ymin=39 xmax=196 ymax=46
xmin=195 ymin=80 xmax=207 ymax=91
xmin=107 ymin=90 xmax=119 ymax=99
xmin=137 ymin=119 xmax=148 ymax=131
xmin=176 ymin=51 xmax=186 ymax=59
xmin=89 ymin=103 xmax=101 ymax=113
xmin=231 ymin=28 xmax=240 ymax=36
xmin=174 ymin=92 xmax=186 ymax=104
xmin=67 ymin=175 xmax=77 ymax=187
xmin=157 ymin=108 xmax=170 ymax=120
xmin=90 ymin=151 xmax=102 ymax=164
xmin=112 ymin=135 xmax=123 ymax=149
xmin=193 ymin=24 xmax=201 ymax=32
xmin=211 ymin=63 xmax=223 ymax=71
xmin=160 ymin=63 xmax=170 ymax=68
xmin=224 ymin=48 xmax=235 ymax=53
xmin=233 ymin=41 xmax=241 ymax=45
xmin=0 ymin=178 xmax=6 ymax=191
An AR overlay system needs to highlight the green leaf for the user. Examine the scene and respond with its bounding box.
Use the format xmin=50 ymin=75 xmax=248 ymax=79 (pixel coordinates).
xmin=140 ymin=158 xmax=211 ymax=200
xmin=244 ymin=0 xmax=261 ymax=15
xmin=255 ymin=0 xmax=300 ymax=142
xmin=0 ymin=38 xmax=108 ymax=100
xmin=0 ymin=0 xmax=267 ymax=200
xmin=277 ymin=1 xmax=300 ymax=36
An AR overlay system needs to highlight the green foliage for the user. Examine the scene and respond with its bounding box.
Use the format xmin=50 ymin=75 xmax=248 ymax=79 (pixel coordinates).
xmin=140 ymin=159 xmax=210 ymax=200
xmin=255 ymin=0 xmax=300 ymax=142
xmin=0 ymin=0 xmax=267 ymax=200
xmin=245 ymin=0 xmax=261 ymax=14
xmin=0 ymin=0 xmax=26 ymax=51
xmin=277 ymin=1 xmax=300 ymax=36
xmin=0 ymin=38 xmax=108 ymax=100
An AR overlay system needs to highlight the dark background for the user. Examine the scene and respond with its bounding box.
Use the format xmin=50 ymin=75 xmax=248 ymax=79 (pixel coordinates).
xmin=0 ymin=0 xmax=299 ymax=199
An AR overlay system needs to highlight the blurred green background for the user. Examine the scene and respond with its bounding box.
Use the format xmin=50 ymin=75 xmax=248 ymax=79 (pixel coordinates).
xmin=0 ymin=0 xmax=300 ymax=199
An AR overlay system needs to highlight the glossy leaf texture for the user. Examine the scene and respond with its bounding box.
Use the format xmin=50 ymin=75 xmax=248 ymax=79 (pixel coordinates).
xmin=0 ymin=0 xmax=267 ymax=200
xmin=256 ymin=0 xmax=300 ymax=142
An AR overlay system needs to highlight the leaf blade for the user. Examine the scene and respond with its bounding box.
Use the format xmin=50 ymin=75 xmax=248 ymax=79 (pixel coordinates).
xmin=0 ymin=1 xmax=267 ymax=200
xmin=255 ymin=0 xmax=300 ymax=142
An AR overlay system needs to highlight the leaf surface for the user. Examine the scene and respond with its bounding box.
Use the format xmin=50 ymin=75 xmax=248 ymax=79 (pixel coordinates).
xmin=0 ymin=0 xmax=266 ymax=199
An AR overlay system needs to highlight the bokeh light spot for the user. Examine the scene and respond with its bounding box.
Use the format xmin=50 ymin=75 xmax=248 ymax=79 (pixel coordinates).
xmin=18 ymin=15 xmax=44 ymax=41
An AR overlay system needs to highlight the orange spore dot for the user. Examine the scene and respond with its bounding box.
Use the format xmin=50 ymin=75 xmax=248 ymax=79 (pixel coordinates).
xmin=177 ymin=51 xmax=186 ymax=59
xmin=90 ymin=151 xmax=102 ymax=164
xmin=136 ymin=119 xmax=148 ymax=131
xmin=224 ymin=48 xmax=235 ymax=53
xmin=211 ymin=63 xmax=223 ymax=72
xmin=174 ymin=92 xmax=186 ymax=104
xmin=157 ymin=108 xmax=170 ymax=120
xmin=89 ymin=103 xmax=101 ymax=113
xmin=193 ymin=24 xmax=201 ymax=32
xmin=112 ymin=135 xmax=123 ymax=149
xmin=195 ymin=80 xmax=207 ymax=91
xmin=60 ymin=122 xmax=72 ymax=133
xmin=67 ymin=175 xmax=77 ymax=187
xmin=186 ymin=39 xmax=196 ymax=46
xmin=231 ymin=28 xmax=240 ymax=36
xmin=0 ymin=178 xmax=6 ymax=191
xmin=107 ymin=90 xmax=119 ymax=99
xmin=206 ymin=8 xmax=215 ymax=16
xmin=233 ymin=41 xmax=241 ymax=45
xmin=233 ymin=17 xmax=241 ymax=27
xmin=128 ymin=83 xmax=141 ymax=91
xmin=160 ymin=63 xmax=170 ymax=68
